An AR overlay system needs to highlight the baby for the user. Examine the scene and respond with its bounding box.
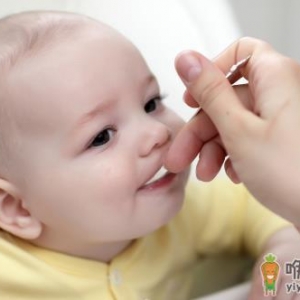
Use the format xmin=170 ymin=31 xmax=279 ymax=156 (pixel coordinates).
xmin=0 ymin=11 xmax=298 ymax=300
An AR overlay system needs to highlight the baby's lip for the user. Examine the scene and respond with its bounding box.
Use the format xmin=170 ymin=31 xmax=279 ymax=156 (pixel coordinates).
xmin=140 ymin=166 xmax=169 ymax=189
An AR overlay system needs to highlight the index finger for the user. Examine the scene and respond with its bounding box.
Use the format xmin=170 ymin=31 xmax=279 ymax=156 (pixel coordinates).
xmin=165 ymin=109 xmax=217 ymax=173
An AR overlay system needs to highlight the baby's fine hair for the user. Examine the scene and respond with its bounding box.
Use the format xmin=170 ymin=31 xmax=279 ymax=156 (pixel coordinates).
xmin=0 ymin=11 xmax=91 ymax=68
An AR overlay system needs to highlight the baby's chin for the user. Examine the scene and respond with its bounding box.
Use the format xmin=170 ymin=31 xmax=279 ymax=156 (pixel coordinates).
xmin=159 ymin=169 xmax=191 ymax=224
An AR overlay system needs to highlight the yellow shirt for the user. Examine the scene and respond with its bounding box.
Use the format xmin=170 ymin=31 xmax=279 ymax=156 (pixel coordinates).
xmin=0 ymin=179 xmax=289 ymax=300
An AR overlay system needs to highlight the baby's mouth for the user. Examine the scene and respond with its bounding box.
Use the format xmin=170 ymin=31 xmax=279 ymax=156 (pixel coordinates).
xmin=141 ymin=166 xmax=170 ymax=188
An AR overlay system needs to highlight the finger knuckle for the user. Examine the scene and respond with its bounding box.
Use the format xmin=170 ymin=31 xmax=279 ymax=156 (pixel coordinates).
xmin=197 ymin=78 xmax=229 ymax=110
xmin=238 ymin=36 xmax=272 ymax=51
xmin=222 ymin=110 xmax=253 ymax=142
xmin=281 ymin=57 xmax=300 ymax=77
xmin=256 ymin=54 xmax=300 ymax=82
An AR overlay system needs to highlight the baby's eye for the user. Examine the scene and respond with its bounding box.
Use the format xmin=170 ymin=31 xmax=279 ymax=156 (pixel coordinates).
xmin=89 ymin=128 xmax=115 ymax=148
xmin=144 ymin=95 xmax=164 ymax=113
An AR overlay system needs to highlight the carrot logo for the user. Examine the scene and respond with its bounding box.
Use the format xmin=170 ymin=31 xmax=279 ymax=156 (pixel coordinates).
xmin=261 ymin=253 xmax=280 ymax=296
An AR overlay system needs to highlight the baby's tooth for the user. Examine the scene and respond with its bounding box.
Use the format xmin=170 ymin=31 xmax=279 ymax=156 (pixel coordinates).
xmin=152 ymin=166 xmax=167 ymax=181
xmin=147 ymin=166 xmax=167 ymax=184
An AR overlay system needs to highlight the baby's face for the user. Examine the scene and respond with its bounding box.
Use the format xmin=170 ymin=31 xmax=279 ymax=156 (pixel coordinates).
xmin=6 ymin=26 xmax=189 ymax=248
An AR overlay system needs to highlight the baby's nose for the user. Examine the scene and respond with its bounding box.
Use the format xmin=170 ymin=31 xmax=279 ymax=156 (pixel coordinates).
xmin=138 ymin=121 xmax=171 ymax=157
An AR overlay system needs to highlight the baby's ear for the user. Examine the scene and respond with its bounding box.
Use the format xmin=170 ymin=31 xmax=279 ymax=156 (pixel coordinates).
xmin=0 ymin=179 xmax=42 ymax=240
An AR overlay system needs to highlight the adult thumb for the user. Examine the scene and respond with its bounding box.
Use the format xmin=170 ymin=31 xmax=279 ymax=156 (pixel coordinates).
xmin=175 ymin=50 xmax=257 ymax=139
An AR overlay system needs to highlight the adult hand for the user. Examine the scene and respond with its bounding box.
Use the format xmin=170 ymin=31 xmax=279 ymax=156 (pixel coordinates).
xmin=165 ymin=37 xmax=300 ymax=225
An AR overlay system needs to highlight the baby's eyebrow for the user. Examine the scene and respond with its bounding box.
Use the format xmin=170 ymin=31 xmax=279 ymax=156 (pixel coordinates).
xmin=71 ymin=99 xmax=112 ymax=137
xmin=78 ymin=101 xmax=109 ymax=126
xmin=147 ymin=75 xmax=160 ymax=92
xmin=145 ymin=74 xmax=157 ymax=85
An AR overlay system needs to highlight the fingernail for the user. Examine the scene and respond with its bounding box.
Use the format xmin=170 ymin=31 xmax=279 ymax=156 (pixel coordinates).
xmin=176 ymin=51 xmax=202 ymax=84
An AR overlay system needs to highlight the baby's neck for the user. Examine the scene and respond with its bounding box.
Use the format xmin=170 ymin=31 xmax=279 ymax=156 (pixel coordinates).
xmin=32 ymin=235 xmax=133 ymax=263
xmin=84 ymin=240 xmax=133 ymax=262
xmin=92 ymin=240 xmax=134 ymax=263
xmin=94 ymin=240 xmax=133 ymax=262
